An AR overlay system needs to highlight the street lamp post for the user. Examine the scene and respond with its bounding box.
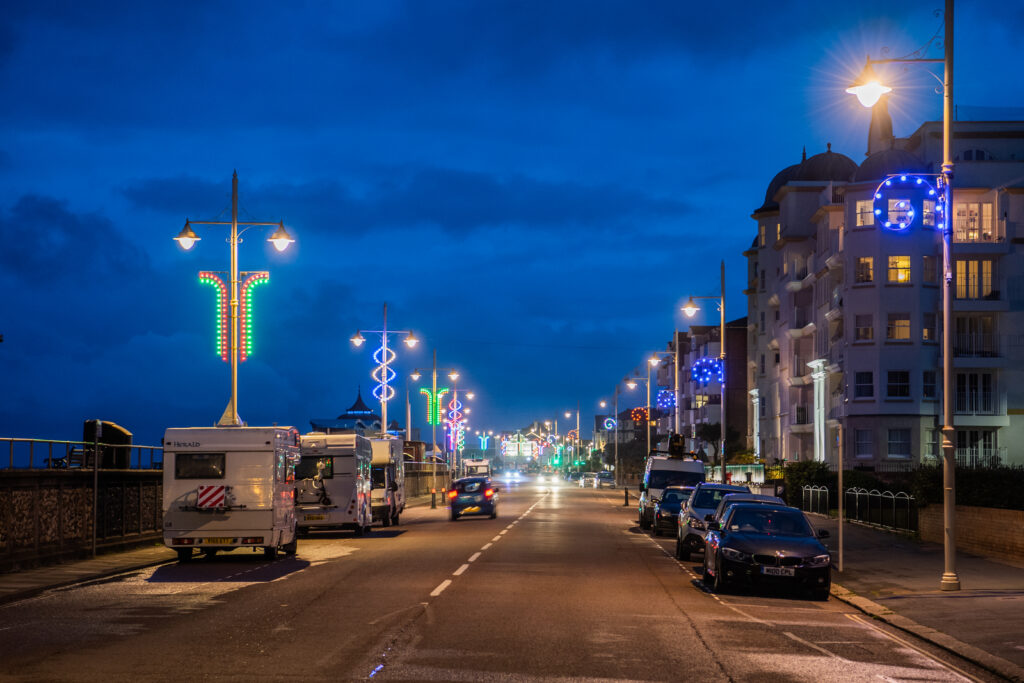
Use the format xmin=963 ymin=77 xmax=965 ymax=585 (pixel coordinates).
xmin=846 ymin=0 xmax=959 ymax=591
xmin=564 ymin=403 xmax=580 ymax=471
xmin=600 ymin=387 xmax=622 ymax=485
xmin=648 ymin=349 xmax=677 ymax=442
xmin=625 ymin=371 xmax=652 ymax=456
xmin=682 ymin=259 xmax=727 ymax=480
xmin=351 ymin=303 xmax=419 ymax=438
xmin=174 ymin=171 xmax=295 ymax=427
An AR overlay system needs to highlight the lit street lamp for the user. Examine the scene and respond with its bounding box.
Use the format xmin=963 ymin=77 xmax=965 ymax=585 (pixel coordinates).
xmin=351 ymin=303 xmax=419 ymax=438
xmin=625 ymin=368 xmax=652 ymax=456
xmin=847 ymin=0 xmax=959 ymax=591
xmin=175 ymin=171 xmax=294 ymax=427
xmin=683 ymin=259 xmax=727 ymax=480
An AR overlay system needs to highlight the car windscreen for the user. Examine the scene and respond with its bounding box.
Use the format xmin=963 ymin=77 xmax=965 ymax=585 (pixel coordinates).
xmin=456 ymin=479 xmax=487 ymax=493
xmin=692 ymin=487 xmax=749 ymax=510
xmin=649 ymin=470 xmax=703 ymax=489
xmin=726 ymin=508 xmax=813 ymax=536
xmin=295 ymin=457 xmax=333 ymax=479
xmin=661 ymin=492 xmax=684 ymax=504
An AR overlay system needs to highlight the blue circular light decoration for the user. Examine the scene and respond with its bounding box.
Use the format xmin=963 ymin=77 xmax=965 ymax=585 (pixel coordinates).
xmin=656 ymin=389 xmax=676 ymax=409
xmin=871 ymin=173 xmax=943 ymax=232
xmin=691 ymin=357 xmax=724 ymax=386
xmin=603 ymin=417 xmax=616 ymax=430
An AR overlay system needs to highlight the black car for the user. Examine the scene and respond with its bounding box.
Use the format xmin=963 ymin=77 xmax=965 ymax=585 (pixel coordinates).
xmin=651 ymin=486 xmax=694 ymax=537
xmin=703 ymin=504 xmax=831 ymax=600
xmin=448 ymin=477 xmax=498 ymax=520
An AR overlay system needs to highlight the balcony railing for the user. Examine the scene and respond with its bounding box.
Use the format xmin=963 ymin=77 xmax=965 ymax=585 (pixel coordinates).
xmin=953 ymin=217 xmax=1002 ymax=243
xmin=954 ymin=392 xmax=995 ymax=415
xmin=955 ymin=447 xmax=1006 ymax=467
xmin=791 ymin=405 xmax=811 ymax=425
xmin=953 ymin=333 xmax=1000 ymax=358
xmin=828 ymin=392 xmax=844 ymax=420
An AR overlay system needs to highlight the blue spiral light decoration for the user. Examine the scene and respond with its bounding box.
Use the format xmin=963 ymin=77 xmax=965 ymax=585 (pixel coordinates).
xmin=871 ymin=173 xmax=943 ymax=232
xmin=603 ymin=417 xmax=616 ymax=430
xmin=692 ymin=356 xmax=724 ymax=386
xmin=371 ymin=343 xmax=396 ymax=403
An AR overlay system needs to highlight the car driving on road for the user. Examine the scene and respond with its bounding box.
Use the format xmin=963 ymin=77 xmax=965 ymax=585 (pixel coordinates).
xmin=702 ymin=503 xmax=831 ymax=600
xmin=449 ymin=477 xmax=498 ymax=520
xmin=595 ymin=471 xmax=615 ymax=488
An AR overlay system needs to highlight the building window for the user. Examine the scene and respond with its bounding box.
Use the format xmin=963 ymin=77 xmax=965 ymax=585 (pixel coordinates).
xmin=887 ymin=255 xmax=911 ymax=283
xmin=776 ymin=223 xmax=781 ymax=241
xmin=759 ymin=269 xmax=766 ymax=290
xmin=855 ymin=429 xmax=873 ymax=458
xmin=855 ymin=257 xmax=874 ymax=283
xmin=922 ymin=313 xmax=937 ymax=342
xmin=953 ymin=202 xmax=993 ymax=241
xmin=955 ymin=372 xmax=994 ymax=414
xmin=887 ymin=313 xmax=911 ymax=340
xmin=759 ymin=311 xmax=765 ymax=332
xmin=887 ymin=198 xmax=912 ymax=225
xmin=855 ymin=200 xmax=874 ymax=226
xmin=774 ymin=351 xmax=780 ymax=365
xmin=955 ymin=259 xmax=995 ymax=300
xmin=887 ymin=370 xmax=910 ymax=398
xmin=923 ymin=200 xmax=936 ymax=226
xmin=854 ymin=314 xmax=874 ymax=341
xmin=923 ymin=370 xmax=937 ymax=398
xmin=760 ymin=354 xmax=765 ymax=374
xmin=923 ymin=255 xmax=938 ymax=284
xmin=759 ymin=224 xmax=766 ymax=247
xmin=854 ymin=371 xmax=873 ymax=398
xmin=924 ymin=429 xmax=938 ymax=459
xmin=759 ymin=400 xmax=766 ymax=418
xmin=887 ymin=428 xmax=911 ymax=459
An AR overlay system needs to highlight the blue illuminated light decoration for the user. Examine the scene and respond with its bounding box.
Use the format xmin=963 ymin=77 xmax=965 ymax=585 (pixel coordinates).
xmin=372 ymin=341 xmax=396 ymax=404
xmin=546 ymin=434 xmax=557 ymax=445
xmin=478 ymin=434 xmax=490 ymax=450
xmin=656 ymin=389 xmax=676 ymax=409
xmin=871 ymin=173 xmax=943 ymax=233
xmin=603 ymin=417 xmax=616 ymax=430
xmin=691 ymin=357 xmax=724 ymax=385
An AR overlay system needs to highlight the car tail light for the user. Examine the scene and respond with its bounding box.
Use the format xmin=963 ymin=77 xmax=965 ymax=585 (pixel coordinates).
xmin=171 ymin=538 xmax=195 ymax=546
xmin=241 ymin=537 xmax=264 ymax=544
xmin=448 ymin=490 xmax=458 ymax=499
xmin=484 ymin=489 xmax=494 ymax=498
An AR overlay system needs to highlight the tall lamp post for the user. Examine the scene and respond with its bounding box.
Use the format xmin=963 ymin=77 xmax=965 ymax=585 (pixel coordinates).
xmin=682 ymin=259 xmax=727 ymax=480
xmin=600 ymin=386 xmax=621 ymax=484
xmin=846 ymin=0 xmax=959 ymax=591
xmin=625 ymin=369 xmax=652 ymax=456
xmin=351 ymin=303 xmax=419 ymax=438
xmin=175 ymin=171 xmax=295 ymax=427
xmin=564 ymin=404 xmax=580 ymax=470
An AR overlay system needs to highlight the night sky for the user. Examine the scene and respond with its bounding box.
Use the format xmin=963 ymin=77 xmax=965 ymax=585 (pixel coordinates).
xmin=2 ymin=1 xmax=1022 ymax=447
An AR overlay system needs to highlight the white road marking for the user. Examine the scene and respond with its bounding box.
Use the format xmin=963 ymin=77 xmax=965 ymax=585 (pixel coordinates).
xmin=481 ymin=543 xmax=492 ymax=550
xmin=430 ymin=580 xmax=451 ymax=597
xmin=846 ymin=614 xmax=980 ymax=683
xmin=491 ymin=535 xmax=502 ymax=542
xmin=468 ymin=552 xmax=481 ymax=562
xmin=452 ymin=564 xmax=470 ymax=576
xmin=499 ymin=530 xmax=508 ymax=535
xmin=784 ymin=631 xmax=845 ymax=660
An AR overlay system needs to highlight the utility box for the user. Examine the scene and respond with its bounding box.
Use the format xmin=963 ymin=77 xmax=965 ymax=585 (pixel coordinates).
xmin=84 ymin=420 xmax=133 ymax=469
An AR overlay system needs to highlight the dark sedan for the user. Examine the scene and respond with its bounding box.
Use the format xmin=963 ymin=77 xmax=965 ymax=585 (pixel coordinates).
xmin=703 ymin=504 xmax=831 ymax=600
xmin=449 ymin=477 xmax=498 ymax=520
xmin=651 ymin=486 xmax=694 ymax=537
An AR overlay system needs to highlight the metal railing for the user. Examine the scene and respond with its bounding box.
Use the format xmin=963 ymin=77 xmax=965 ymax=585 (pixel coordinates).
xmin=956 ymin=447 xmax=1006 ymax=468
xmin=845 ymin=488 xmax=917 ymax=532
xmin=953 ymin=333 xmax=1000 ymax=358
xmin=802 ymin=485 xmax=830 ymax=516
xmin=954 ymin=392 xmax=995 ymax=415
xmin=2 ymin=438 xmax=163 ymax=470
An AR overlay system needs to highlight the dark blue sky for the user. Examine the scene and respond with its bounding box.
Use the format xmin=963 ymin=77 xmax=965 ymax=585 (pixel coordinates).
xmin=2 ymin=1 xmax=1022 ymax=446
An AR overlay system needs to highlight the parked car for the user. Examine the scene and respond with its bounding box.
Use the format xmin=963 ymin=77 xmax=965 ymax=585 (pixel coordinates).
xmin=675 ymin=482 xmax=751 ymax=560
xmin=579 ymin=472 xmax=597 ymax=487
xmin=566 ymin=472 xmax=581 ymax=483
xmin=651 ymin=486 xmax=694 ymax=537
xmin=703 ymin=503 xmax=831 ymax=600
xmin=449 ymin=477 xmax=498 ymax=520
xmin=595 ymin=471 xmax=615 ymax=489
xmin=708 ymin=493 xmax=786 ymax=526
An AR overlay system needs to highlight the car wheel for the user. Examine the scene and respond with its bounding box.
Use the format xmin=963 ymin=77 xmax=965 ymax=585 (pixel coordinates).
xmin=354 ymin=524 xmax=365 ymax=537
xmin=702 ymin=560 xmax=712 ymax=586
xmin=676 ymin=537 xmax=691 ymax=561
xmin=202 ymin=548 xmax=218 ymax=559
xmin=382 ymin=511 xmax=392 ymax=527
xmin=490 ymin=508 xmax=497 ymax=519
xmin=651 ymin=522 xmax=660 ymax=537
xmin=263 ymin=546 xmax=278 ymax=560
xmin=450 ymin=511 xmax=459 ymax=521
xmin=282 ymin=537 xmax=298 ymax=556
xmin=813 ymin=586 xmax=830 ymax=601
xmin=391 ymin=512 xmax=400 ymax=526
xmin=176 ymin=548 xmax=193 ymax=563
xmin=712 ymin=557 xmax=729 ymax=593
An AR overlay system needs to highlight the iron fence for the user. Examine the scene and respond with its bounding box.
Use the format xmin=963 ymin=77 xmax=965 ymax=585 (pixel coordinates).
xmin=801 ymin=485 xmax=830 ymax=516
xmin=2 ymin=438 xmax=162 ymax=470
xmin=845 ymin=488 xmax=917 ymax=532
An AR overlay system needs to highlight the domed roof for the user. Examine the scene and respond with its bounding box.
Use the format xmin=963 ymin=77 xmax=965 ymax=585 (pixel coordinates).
xmin=754 ymin=162 xmax=802 ymax=214
xmin=792 ymin=144 xmax=857 ymax=182
xmin=854 ymin=148 xmax=929 ymax=183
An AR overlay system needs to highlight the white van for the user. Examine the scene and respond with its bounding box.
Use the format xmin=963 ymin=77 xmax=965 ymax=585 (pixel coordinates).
xmin=462 ymin=458 xmax=491 ymax=477
xmin=296 ymin=432 xmax=373 ymax=536
xmin=163 ymin=426 xmax=300 ymax=562
xmin=369 ymin=437 xmax=405 ymax=526
xmin=638 ymin=453 xmax=706 ymax=530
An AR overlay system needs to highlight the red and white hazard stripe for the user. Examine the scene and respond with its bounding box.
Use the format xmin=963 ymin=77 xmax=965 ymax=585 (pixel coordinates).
xmin=197 ymin=485 xmax=226 ymax=509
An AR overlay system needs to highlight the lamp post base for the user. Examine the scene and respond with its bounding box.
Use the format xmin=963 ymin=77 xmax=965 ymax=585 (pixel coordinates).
xmin=217 ymin=401 xmax=242 ymax=427
xmin=940 ymin=573 xmax=961 ymax=591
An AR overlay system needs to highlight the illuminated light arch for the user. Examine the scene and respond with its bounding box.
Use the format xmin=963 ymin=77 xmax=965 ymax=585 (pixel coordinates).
xmin=419 ymin=387 xmax=450 ymax=425
xmin=691 ymin=357 xmax=724 ymax=385
xmin=479 ymin=434 xmax=490 ymax=450
xmin=198 ymin=271 xmax=229 ymax=362
xmin=872 ymin=173 xmax=943 ymax=232
xmin=239 ymin=271 xmax=269 ymax=361
xmin=656 ymin=389 xmax=676 ymax=409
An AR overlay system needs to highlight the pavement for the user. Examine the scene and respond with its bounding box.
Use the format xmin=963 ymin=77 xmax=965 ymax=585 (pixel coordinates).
xmin=0 ymin=492 xmax=441 ymax=607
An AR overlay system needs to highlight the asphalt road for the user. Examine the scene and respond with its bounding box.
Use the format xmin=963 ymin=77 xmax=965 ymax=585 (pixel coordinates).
xmin=0 ymin=478 xmax=1001 ymax=682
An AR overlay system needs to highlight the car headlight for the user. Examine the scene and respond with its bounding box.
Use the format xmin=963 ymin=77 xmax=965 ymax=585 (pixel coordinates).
xmin=720 ymin=547 xmax=752 ymax=562
xmin=688 ymin=516 xmax=705 ymax=530
xmin=804 ymin=554 xmax=831 ymax=568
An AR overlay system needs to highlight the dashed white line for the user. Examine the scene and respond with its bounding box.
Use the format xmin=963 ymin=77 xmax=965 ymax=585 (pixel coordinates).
xmin=491 ymin=535 xmax=502 ymax=542
xmin=453 ymin=564 xmax=470 ymax=576
xmin=468 ymin=552 xmax=481 ymax=562
xmin=499 ymin=530 xmax=508 ymax=535
xmin=481 ymin=543 xmax=492 ymax=550
xmin=430 ymin=580 xmax=452 ymax=597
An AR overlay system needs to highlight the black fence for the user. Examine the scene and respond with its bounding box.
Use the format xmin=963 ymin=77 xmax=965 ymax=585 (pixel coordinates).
xmin=845 ymin=488 xmax=917 ymax=532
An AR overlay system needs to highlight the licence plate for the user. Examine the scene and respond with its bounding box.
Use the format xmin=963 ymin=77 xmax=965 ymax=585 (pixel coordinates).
xmin=203 ymin=537 xmax=235 ymax=545
xmin=304 ymin=514 xmax=326 ymax=521
xmin=762 ymin=566 xmax=795 ymax=577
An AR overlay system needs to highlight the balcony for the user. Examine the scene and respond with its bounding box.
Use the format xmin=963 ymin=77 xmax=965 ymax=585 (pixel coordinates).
xmin=787 ymin=308 xmax=815 ymax=339
xmin=828 ymin=392 xmax=845 ymax=422
xmin=955 ymin=446 xmax=1007 ymax=468
xmin=955 ymin=392 xmax=995 ymax=416
xmin=953 ymin=333 xmax=1000 ymax=358
xmin=785 ymin=268 xmax=812 ymax=293
xmin=953 ymin=216 xmax=1003 ymax=244
xmin=790 ymin=404 xmax=813 ymax=433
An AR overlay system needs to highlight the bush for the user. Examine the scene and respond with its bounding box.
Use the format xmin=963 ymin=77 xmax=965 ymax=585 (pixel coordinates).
xmin=781 ymin=461 xmax=833 ymax=507
xmin=911 ymin=464 xmax=1024 ymax=510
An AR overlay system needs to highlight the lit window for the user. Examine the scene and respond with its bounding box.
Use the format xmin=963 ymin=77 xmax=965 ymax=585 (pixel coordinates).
xmin=923 ymin=200 xmax=936 ymax=226
xmin=922 ymin=313 xmax=936 ymax=341
xmin=887 ymin=313 xmax=911 ymax=340
xmin=887 ymin=371 xmax=910 ymax=398
xmin=888 ymin=198 xmax=912 ymax=225
xmin=759 ymin=224 xmax=766 ymax=247
xmin=855 ymin=200 xmax=874 ymax=227
xmin=956 ymin=259 xmax=995 ymax=300
xmin=887 ymin=429 xmax=911 ymax=458
xmin=887 ymin=255 xmax=911 ymax=283
xmin=776 ymin=223 xmax=781 ymax=241
xmin=855 ymin=257 xmax=874 ymax=283
xmin=953 ymin=202 xmax=993 ymax=241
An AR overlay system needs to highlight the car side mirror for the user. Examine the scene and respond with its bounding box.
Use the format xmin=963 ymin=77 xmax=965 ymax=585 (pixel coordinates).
xmin=704 ymin=513 xmax=714 ymax=522
xmin=817 ymin=528 xmax=830 ymax=539
xmin=707 ymin=521 xmax=721 ymax=531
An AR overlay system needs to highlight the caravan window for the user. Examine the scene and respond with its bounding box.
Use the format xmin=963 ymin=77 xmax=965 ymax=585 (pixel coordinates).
xmin=175 ymin=453 xmax=225 ymax=479
xmin=371 ymin=466 xmax=386 ymax=489
xmin=296 ymin=457 xmax=333 ymax=480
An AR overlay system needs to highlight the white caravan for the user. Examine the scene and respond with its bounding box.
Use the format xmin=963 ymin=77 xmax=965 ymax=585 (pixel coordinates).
xmin=296 ymin=432 xmax=373 ymax=535
xmin=369 ymin=437 xmax=404 ymax=526
xmin=462 ymin=458 xmax=491 ymax=477
xmin=162 ymin=426 xmax=300 ymax=562
xmin=637 ymin=453 xmax=706 ymax=530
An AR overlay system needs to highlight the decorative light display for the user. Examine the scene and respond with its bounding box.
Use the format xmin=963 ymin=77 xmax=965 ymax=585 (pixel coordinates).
xmin=630 ymin=407 xmax=648 ymax=423
xmin=567 ymin=429 xmax=578 ymax=442
xmin=603 ymin=417 xmax=617 ymax=430
xmin=872 ymin=174 xmax=943 ymax=232
xmin=656 ymin=389 xmax=676 ymax=409
xmin=198 ymin=271 xmax=229 ymax=362
xmin=419 ymin=387 xmax=450 ymax=425
xmin=446 ymin=397 xmax=466 ymax=453
xmin=691 ymin=356 xmax=724 ymax=385
xmin=478 ymin=434 xmax=490 ymax=450
xmin=238 ymin=271 xmax=269 ymax=362
xmin=372 ymin=340 xmax=397 ymax=404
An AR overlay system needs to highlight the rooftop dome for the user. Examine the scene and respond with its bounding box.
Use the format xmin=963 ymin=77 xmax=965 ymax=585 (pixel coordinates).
xmin=792 ymin=143 xmax=857 ymax=182
xmin=854 ymin=148 xmax=930 ymax=183
xmin=754 ymin=162 xmax=802 ymax=214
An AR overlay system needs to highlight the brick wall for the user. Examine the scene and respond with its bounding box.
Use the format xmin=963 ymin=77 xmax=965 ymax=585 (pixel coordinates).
xmin=919 ymin=504 xmax=1024 ymax=564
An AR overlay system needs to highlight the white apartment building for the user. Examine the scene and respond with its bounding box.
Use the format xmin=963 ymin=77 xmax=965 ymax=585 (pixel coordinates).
xmin=746 ymin=110 xmax=1024 ymax=470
